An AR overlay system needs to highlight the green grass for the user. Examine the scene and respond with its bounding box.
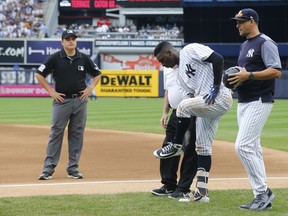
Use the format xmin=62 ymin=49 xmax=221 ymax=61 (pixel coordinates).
xmin=0 ymin=97 xmax=287 ymax=151
xmin=0 ymin=189 xmax=288 ymax=216
xmin=0 ymin=97 xmax=287 ymax=215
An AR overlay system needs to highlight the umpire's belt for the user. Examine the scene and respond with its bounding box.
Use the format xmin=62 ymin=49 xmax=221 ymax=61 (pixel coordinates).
xmin=63 ymin=93 xmax=83 ymax=99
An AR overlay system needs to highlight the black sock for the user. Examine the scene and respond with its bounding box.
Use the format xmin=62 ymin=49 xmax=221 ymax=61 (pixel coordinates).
xmin=198 ymin=155 xmax=211 ymax=172
xmin=173 ymin=117 xmax=191 ymax=144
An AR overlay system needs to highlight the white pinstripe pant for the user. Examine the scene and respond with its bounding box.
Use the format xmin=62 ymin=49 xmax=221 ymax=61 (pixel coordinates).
xmin=235 ymin=98 xmax=272 ymax=196
xmin=176 ymin=90 xmax=233 ymax=156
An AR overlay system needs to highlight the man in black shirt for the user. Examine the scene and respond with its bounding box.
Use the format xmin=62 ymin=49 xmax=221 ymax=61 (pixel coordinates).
xmin=36 ymin=29 xmax=101 ymax=180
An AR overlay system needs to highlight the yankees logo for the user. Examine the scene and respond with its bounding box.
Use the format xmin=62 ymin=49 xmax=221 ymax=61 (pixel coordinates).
xmin=246 ymin=48 xmax=255 ymax=58
xmin=185 ymin=64 xmax=196 ymax=78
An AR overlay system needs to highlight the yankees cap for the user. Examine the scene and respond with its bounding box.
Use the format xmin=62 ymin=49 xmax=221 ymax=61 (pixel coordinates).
xmin=230 ymin=8 xmax=259 ymax=23
xmin=61 ymin=29 xmax=78 ymax=40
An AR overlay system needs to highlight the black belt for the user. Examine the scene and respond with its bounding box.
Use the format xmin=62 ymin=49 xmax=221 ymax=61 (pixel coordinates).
xmin=63 ymin=93 xmax=83 ymax=99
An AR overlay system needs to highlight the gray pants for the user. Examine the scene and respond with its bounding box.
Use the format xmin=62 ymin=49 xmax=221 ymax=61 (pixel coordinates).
xmin=42 ymin=98 xmax=87 ymax=175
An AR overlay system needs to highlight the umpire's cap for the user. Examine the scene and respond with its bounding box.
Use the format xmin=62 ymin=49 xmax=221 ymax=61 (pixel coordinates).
xmin=230 ymin=8 xmax=259 ymax=23
xmin=62 ymin=29 xmax=78 ymax=40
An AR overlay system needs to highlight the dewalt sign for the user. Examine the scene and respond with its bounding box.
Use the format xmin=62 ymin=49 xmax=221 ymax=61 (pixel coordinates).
xmin=96 ymin=70 xmax=159 ymax=97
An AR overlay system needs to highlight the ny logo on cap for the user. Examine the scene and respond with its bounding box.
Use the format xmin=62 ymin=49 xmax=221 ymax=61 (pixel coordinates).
xmin=67 ymin=30 xmax=74 ymax=34
xmin=235 ymin=11 xmax=244 ymax=18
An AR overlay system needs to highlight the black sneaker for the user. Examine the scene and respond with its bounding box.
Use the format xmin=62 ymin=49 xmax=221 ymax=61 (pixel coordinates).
xmin=168 ymin=189 xmax=187 ymax=199
xmin=68 ymin=171 xmax=83 ymax=179
xmin=38 ymin=172 xmax=52 ymax=180
xmin=239 ymin=188 xmax=275 ymax=211
xmin=153 ymin=142 xmax=183 ymax=159
xmin=151 ymin=186 xmax=175 ymax=196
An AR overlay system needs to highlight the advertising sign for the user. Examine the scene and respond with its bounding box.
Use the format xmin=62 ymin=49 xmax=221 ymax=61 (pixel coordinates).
xmin=97 ymin=70 xmax=159 ymax=97
xmin=59 ymin=0 xmax=119 ymax=10
xmin=26 ymin=40 xmax=94 ymax=64
xmin=101 ymin=54 xmax=162 ymax=70
xmin=0 ymin=69 xmax=53 ymax=85
xmin=0 ymin=40 xmax=25 ymax=64
xmin=115 ymin=0 xmax=180 ymax=7
xmin=0 ymin=85 xmax=52 ymax=97
xmin=95 ymin=39 xmax=183 ymax=47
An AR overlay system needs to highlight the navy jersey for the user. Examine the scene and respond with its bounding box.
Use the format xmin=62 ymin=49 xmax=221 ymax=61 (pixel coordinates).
xmin=36 ymin=49 xmax=101 ymax=94
xmin=237 ymin=33 xmax=281 ymax=103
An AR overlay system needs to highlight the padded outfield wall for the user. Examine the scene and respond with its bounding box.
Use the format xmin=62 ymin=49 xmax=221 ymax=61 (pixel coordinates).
xmin=0 ymin=39 xmax=287 ymax=98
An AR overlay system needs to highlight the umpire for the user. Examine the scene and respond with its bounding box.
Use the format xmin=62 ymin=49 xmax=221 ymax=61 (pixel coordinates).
xmin=36 ymin=29 xmax=101 ymax=180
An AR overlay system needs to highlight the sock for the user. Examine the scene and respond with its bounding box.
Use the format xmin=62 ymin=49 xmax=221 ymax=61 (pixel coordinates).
xmin=173 ymin=117 xmax=191 ymax=144
xmin=198 ymin=155 xmax=212 ymax=172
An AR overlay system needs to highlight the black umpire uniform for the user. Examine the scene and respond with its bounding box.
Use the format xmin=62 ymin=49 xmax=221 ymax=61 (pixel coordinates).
xmin=36 ymin=29 xmax=101 ymax=180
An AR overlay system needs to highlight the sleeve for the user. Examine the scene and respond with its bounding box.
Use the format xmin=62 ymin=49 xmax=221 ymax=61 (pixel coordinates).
xmin=35 ymin=54 xmax=55 ymax=78
xmin=262 ymin=40 xmax=282 ymax=70
xmin=184 ymin=43 xmax=214 ymax=62
xmin=84 ymin=55 xmax=101 ymax=77
xmin=204 ymin=51 xmax=224 ymax=86
xmin=163 ymin=67 xmax=169 ymax=90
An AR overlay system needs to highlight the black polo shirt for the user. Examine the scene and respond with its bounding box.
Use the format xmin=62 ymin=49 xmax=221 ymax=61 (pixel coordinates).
xmin=36 ymin=49 xmax=101 ymax=94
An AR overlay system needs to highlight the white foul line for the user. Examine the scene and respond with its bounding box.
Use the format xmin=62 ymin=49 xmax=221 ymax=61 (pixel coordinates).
xmin=0 ymin=177 xmax=288 ymax=188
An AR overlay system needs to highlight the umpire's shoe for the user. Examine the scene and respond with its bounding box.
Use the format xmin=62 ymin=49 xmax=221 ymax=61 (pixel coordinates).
xmin=153 ymin=142 xmax=183 ymax=159
xmin=239 ymin=188 xmax=275 ymax=211
xmin=68 ymin=171 xmax=83 ymax=179
xmin=38 ymin=172 xmax=52 ymax=180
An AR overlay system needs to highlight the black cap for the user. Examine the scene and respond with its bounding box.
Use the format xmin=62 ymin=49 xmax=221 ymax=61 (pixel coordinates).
xmin=61 ymin=29 xmax=78 ymax=40
xmin=230 ymin=8 xmax=259 ymax=23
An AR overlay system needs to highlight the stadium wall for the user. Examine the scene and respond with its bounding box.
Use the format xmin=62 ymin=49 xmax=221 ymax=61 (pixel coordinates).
xmin=0 ymin=39 xmax=287 ymax=98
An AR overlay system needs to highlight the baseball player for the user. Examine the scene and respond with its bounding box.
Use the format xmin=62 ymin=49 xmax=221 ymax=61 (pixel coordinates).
xmin=153 ymin=41 xmax=233 ymax=202
xmin=229 ymin=8 xmax=281 ymax=210
xmin=36 ymin=29 xmax=101 ymax=180
xmin=151 ymin=67 xmax=199 ymax=200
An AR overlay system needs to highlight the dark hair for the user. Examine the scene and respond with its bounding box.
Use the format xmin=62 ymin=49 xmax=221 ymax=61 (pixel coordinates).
xmin=154 ymin=41 xmax=173 ymax=57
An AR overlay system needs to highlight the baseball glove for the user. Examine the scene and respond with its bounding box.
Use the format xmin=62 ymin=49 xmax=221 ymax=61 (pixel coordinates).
xmin=223 ymin=66 xmax=240 ymax=89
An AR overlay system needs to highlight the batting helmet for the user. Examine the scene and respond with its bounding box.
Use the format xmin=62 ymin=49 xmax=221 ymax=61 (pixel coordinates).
xmin=223 ymin=67 xmax=239 ymax=89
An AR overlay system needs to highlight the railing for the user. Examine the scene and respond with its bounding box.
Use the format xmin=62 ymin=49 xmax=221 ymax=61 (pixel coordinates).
xmin=72 ymin=29 xmax=183 ymax=39
xmin=74 ymin=30 xmax=139 ymax=39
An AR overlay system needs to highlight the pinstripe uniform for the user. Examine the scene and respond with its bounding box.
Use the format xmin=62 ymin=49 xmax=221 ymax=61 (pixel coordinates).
xmin=235 ymin=34 xmax=282 ymax=196
xmin=176 ymin=43 xmax=233 ymax=156
xmin=229 ymin=8 xmax=281 ymax=210
xmin=154 ymin=41 xmax=232 ymax=200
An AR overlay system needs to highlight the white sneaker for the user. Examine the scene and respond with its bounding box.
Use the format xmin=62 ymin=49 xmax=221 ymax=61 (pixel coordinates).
xmin=192 ymin=188 xmax=210 ymax=202
xmin=179 ymin=193 xmax=192 ymax=202
xmin=153 ymin=142 xmax=183 ymax=159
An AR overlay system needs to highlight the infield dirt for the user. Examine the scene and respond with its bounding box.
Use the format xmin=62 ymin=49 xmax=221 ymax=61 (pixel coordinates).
xmin=0 ymin=124 xmax=287 ymax=197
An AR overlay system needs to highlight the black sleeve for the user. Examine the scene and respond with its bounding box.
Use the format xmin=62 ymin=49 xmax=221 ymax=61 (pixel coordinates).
xmin=84 ymin=55 xmax=101 ymax=77
xmin=35 ymin=52 xmax=58 ymax=78
xmin=204 ymin=51 xmax=224 ymax=86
